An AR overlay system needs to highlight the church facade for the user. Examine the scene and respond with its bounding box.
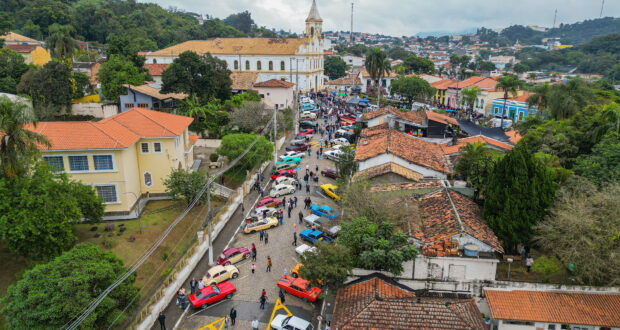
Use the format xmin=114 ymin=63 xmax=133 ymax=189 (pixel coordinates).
xmin=146 ymin=1 xmax=326 ymax=92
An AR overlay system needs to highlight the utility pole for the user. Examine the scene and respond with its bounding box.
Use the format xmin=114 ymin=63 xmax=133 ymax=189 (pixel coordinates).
xmin=600 ymin=0 xmax=605 ymax=18
xmin=207 ymin=181 xmax=213 ymax=265
xmin=350 ymin=2 xmax=354 ymax=43
xmin=553 ymin=9 xmax=557 ymax=28
xmin=273 ymin=104 xmax=278 ymax=161
xmin=289 ymin=58 xmax=293 ymax=82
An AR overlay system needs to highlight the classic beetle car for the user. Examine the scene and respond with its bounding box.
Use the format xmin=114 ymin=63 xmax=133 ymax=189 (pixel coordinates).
xmin=243 ymin=217 xmax=278 ymax=234
xmin=189 ymin=281 xmax=236 ymax=309
xmin=269 ymin=184 xmax=296 ymax=198
xmin=256 ymin=197 xmax=282 ymax=208
xmin=202 ymin=265 xmax=239 ymax=286
xmin=271 ymin=169 xmax=296 ymax=180
xmin=217 ymin=247 xmax=251 ymax=266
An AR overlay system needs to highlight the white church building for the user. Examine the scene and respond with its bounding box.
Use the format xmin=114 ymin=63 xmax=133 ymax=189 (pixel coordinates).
xmin=146 ymin=1 xmax=326 ymax=92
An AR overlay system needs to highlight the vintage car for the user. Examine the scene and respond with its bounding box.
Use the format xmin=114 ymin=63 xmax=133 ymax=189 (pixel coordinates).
xmin=256 ymin=197 xmax=282 ymax=208
xmin=270 ymin=315 xmax=314 ymax=330
xmin=277 ymin=275 xmax=322 ymax=302
xmin=217 ymin=247 xmax=251 ymax=266
xmin=189 ymin=281 xmax=236 ymax=309
xmin=243 ymin=217 xmax=278 ymax=234
xmin=310 ymin=204 xmax=340 ymax=220
xmin=202 ymin=265 xmax=239 ymax=286
xmin=320 ymin=184 xmax=340 ymax=201
xmin=280 ymin=151 xmax=305 ymax=160
xmin=299 ymin=229 xmax=333 ymax=245
xmin=269 ymin=184 xmax=296 ymax=198
xmin=320 ymin=168 xmax=338 ymax=179
xmin=275 ymin=176 xmax=297 ymax=186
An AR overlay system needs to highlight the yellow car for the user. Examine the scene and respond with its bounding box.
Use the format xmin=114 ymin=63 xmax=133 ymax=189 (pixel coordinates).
xmin=243 ymin=217 xmax=279 ymax=234
xmin=320 ymin=184 xmax=340 ymax=201
xmin=202 ymin=264 xmax=240 ymax=286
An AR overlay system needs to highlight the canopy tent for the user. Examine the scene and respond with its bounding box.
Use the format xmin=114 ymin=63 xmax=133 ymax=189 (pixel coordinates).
xmin=338 ymin=92 xmax=347 ymax=97
xmin=359 ymin=98 xmax=370 ymax=103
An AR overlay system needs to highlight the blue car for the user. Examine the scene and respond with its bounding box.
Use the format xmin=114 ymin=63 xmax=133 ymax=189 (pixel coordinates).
xmin=300 ymin=104 xmax=315 ymax=111
xmin=299 ymin=229 xmax=333 ymax=244
xmin=310 ymin=204 xmax=340 ymax=220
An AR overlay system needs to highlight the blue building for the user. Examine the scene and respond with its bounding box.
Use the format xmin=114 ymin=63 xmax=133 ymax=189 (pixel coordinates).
xmin=491 ymin=94 xmax=537 ymax=123
xmin=119 ymin=83 xmax=187 ymax=112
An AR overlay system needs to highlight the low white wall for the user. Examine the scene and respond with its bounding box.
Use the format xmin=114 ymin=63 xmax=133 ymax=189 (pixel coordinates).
xmin=413 ymin=256 xmax=498 ymax=281
xmin=70 ymin=102 xmax=118 ymax=118
xmin=194 ymin=139 xmax=222 ymax=148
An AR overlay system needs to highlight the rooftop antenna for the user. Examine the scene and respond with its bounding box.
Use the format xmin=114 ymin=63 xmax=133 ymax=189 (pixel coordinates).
xmin=600 ymin=0 xmax=605 ymax=18
xmin=350 ymin=2 xmax=354 ymax=43
xmin=553 ymin=9 xmax=557 ymax=28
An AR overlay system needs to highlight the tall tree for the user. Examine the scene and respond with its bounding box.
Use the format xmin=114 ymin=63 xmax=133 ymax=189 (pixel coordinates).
xmin=526 ymin=82 xmax=552 ymax=113
xmin=1 ymin=243 xmax=139 ymax=329
xmin=496 ymin=75 xmax=524 ymax=128
xmin=0 ymin=11 xmax=14 ymax=47
xmin=483 ymin=146 xmax=557 ymax=252
xmin=335 ymin=145 xmax=357 ymax=183
xmin=216 ymin=133 xmax=273 ymax=171
xmin=97 ymin=54 xmax=146 ymax=102
xmin=105 ymin=35 xmax=150 ymax=76
xmin=573 ymin=132 xmax=620 ymax=186
xmin=365 ymin=47 xmax=390 ymax=106
xmin=389 ymin=76 xmax=435 ymax=105
xmin=546 ymin=77 xmax=593 ymax=120
xmin=164 ymin=168 xmax=209 ymax=205
xmin=223 ymin=11 xmax=254 ymax=34
xmin=324 ymin=56 xmax=347 ymax=79
xmin=455 ymin=141 xmax=496 ymax=202
xmin=0 ymin=48 xmax=31 ymax=94
xmin=460 ymin=86 xmax=480 ymax=115
xmin=17 ymin=61 xmax=73 ymax=119
xmin=298 ymin=244 xmax=353 ymax=294
xmin=0 ymin=96 xmax=49 ymax=177
xmin=45 ymin=24 xmax=79 ymax=68
xmin=512 ymin=62 xmax=529 ymax=74
xmin=403 ymin=55 xmax=435 ymax=74
xmin=161 ymin=51 xmax=232 ymax=103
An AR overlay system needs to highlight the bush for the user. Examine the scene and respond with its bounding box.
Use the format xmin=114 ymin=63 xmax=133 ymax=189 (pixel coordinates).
xmin=209 ymin=153 xmax=219 ymax=162
xmin=531 ymin=255 xmax=563 ymax=282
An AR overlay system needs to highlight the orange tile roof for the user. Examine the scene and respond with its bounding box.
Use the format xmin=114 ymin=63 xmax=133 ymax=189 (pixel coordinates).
xmin=505 ymin=131 xmax=522 ymax=145
xmin=253 ymin=79 xmax=295 ymax=88
xmin=355 ymin=129 xmax=450 ymax=174
xmin=368 ymin=180 xmax=443 ymax=192
xmin=143 ymin=63 xmax=169 ymax=76
xmin=333 ymin=275 xmax=485 ymax=330
xmin=441 ymin=135 xmax=513 ymax=155
xmin=149 ymin=38 xmax=306 ymax=56
xmin=352 ymin=162 xmax=424 ymax=183
xmin=426 ymin=110 xmax=458 ymax=126
xmin=230 ymin=72 xmax=259 ymax=90
xmin=324 ymin=77 xmax=362 ymax=86
xmin=509 ymin=92 xmax=532 ymax=103
xmin=189 ymin=134 xmax=199 ymax=146
xmin=5 ymin=44 xmax=38 ymax=53
xmin=362 ymin=106 xmax=425 ymax=125
xmin=1 ymin=32 xmax=39 ymax=43
xmin=26 ymin=108 xmax=193 ymax=151
xmin=430 ymin=79 xmax=457 ymax=90
xmin=359 ymin=68 xmax=398 ymax=78
xmin=448 ymin=76 xmax=497 ymax=89
xmin=485 ymin=289 xmax=620 ymax=327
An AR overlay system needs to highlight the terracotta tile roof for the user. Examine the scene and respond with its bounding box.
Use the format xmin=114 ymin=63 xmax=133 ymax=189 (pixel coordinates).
xmin=426 ymin=110 xmax=458 ymax=126
xmin=230 ymin=72 xmax=259 ymax=90
xmin=5 ymin=44 xmax=38 ymax=53
xmin=1 ymin=32 xmax=38 ymax=43
xmin=359 ymin=123 xmax=389 ymax=138
xmin=447 ymin=76 xmax=497 ymax=90
xmin=430 ymin=79 xmax=457 ymax=90
xmin=26 ymin=108 xmax=193 ymax=151
xmin=149 ymin=38 xmax=306 ymax=56
xmin=415 ymin=189 xmax=503 ymax=254
xmin=333 ymin=275 xmax=485 ymax=330
xmin=355 ymin=129 xmax=450 ymax=174
xmin=485 ymin=289 xmax=620 ymax=327
xmin=362 ymin=106 xmax=425 ymax=126
xmin=189 ymin=134 xmax=199 ymax=146
xmin=324 ymin=77 xmax=362 ymax=86
xmin=353 ymin=162 xmax=424 ymax=183
xmin=368 ymin=180 xmax=443 ymax=192
xmin=253 ymin=79 xmax=295 ymax=88
xmin=508 ymin=92 xmax=532 ymax=103
xmin=505 ymin=131 xmax=522 ymax=145
xmin=143 ymin=63 xmax=169 ymax=76
xmin=359 ymin=68 xmax=398 ymax=78
xmin=441 ymin=135 xmax=513 ymax=155
xmin=124 ymin=84 xmax=187 ymax=100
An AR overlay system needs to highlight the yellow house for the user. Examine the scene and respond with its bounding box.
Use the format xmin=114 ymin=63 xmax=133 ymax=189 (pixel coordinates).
xmin=5 ymin=44 xmax=51 ymax=66
xmin=430 ymin=79 xmax=456 ymax=105
xmin=26 ymin=108 xmax=198 ymax=219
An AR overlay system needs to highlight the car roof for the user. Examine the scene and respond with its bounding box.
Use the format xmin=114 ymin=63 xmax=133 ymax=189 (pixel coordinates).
xmin=208 ymin=265 xmax=225 ymax=273
xmin=311 ymin=230 xmax=322 ymax=235
xmin=319 ymin=205 xmax=332 ymax=212
xmin=301 ymin=229 xmax=313 ymax=234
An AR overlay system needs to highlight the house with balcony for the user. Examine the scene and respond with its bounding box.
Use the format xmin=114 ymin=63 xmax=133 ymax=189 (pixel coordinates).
xmin=26 ymin=108 xmax=197 ymax=219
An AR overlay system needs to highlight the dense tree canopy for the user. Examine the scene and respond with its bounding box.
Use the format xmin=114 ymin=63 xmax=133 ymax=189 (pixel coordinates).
xmin=403 ymin=55 xmax=435 ymax=74
xmin=455 ymin=141 xmax=496 ymax=202
xmin=1 ymin=243 xmax=139 ymax=329
xmin=324 ymin=56 xmax=347 ymax=79
xmin=17 ymin=61 xmax=73 ymax=120
xmin=164 ymin=168 xmax=209 ymax=205
xmin=97 ymin=55 xmax=146 ymax=102
xmin=216 ymin=133 xmax=273 ymax=170
xmin=389 ymin=76 xmax=435 ymax=104
xmin=0 ymin=48 xmax=31 ymax=94
xmin=298 ymin=243 xmax=353 ymax=294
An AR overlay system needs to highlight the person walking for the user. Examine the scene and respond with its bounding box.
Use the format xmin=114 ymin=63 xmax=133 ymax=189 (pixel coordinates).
xmin=315 ymin=165 xmax=319 ymax=173
xmin=178 ymin=288 xmax=186 ymax=310
xmin=293 ymin=231 xmax=297 ymax=246
xmin=287 ymin=206 xmax=292 ymax=218
xmin=198 ymin=278 xmax=205 ymax=290
xmin=251 ymin=263 xmax=255 ymax=274
xmin=252 ymin=318 xmax=259 ymax=330
xmin=251 ymin=246 xmax=257 ymax=261
xmin=264 ymin=232 xmax=269 ymax=244
xmin=158 ymin=312 xmax=166 ymax=330
xmin=279 ymin=289 xmax=286 ymax=304
xmin=259 ymin=294 xmax=267 ymax=309
xmin=526 ymin=257 xmax=534 ymax=272
xmin=230 ymin=307 xmax=237 ymax=326
xmin=190 ymin=277 xmax=198 ymax=294
xmin=293 ymin=196 xmax=298 ymax=208
xmin=259 ymin=230 xmax=264 ymax=242
xmin=282 ymin=196 xmax=286 ymax=208
xmin=298 ymin=211 xmax=303 ymax=224
xmin=306 ymin=184 xmax=310 ymax=194
xmin=266 ymin=256 xmax=272 ymax=272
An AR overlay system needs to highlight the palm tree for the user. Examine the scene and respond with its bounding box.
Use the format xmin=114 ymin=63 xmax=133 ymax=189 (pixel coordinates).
xmin=45 ymin=24 xmax=79 ymax=68
xmin=365 ymin=48 xmax=389 ymax=106
xmin=496 ymin=75 xmax=524 ymax=128
xmin=0 ymin=97 xmax=50 ymax=177
xmin=460 ymin=86 xmax=480 ymax=118
xmin=526 ymin=82 xmax=551 ymax=114
xmin=455 ymin=141 xmax=494 ymax=202
xmin=546 ymin=77 xmax=593 ymax=120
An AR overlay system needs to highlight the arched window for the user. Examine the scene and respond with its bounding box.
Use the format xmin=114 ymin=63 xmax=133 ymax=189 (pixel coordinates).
xmin=310 ymin=26 xmax=315 ymax=37
xmin=245 ymin=60 xmax=250 ymax=70
xmin=152 ymin=59 xmax=157 ymax=64
xmin=234 ymin=60 xmax=239 ymax=70
xmin=480 ymin=99 xmax=484 ymax=108
xmin=257 ymin=61 xmax=262 ymax=71
xmin=269 ymin=61 xmax=273 ymax=71
xmin=143 ymin=172 xmax=153 ymax=187
xmin=280 ymin=61 xmax=285 ymax=71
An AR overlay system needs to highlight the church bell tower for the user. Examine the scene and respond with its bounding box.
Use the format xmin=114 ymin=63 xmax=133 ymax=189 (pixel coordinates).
xmin=305 ymin=0 xmax=323 ymax=42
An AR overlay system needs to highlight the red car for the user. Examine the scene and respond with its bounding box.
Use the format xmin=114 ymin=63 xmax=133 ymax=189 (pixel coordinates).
xmin=320 ymin=168 xmax=339 ymax=179
xmin=189 ymin=281 xmax=236 ymax=308
xmin=342 ymin=114 xmax=356 ymax=120
xmin=297 ymin=129 xmax=314 ymax=136
xmin=286 ymin=143 xmax=310 ymax=152
xmin=256 ymin=197 xmax=282 ymax=208
xmin=277 ymin=275 xmax=322 ymax=302
xmin=217 ymin=247 xmax=251 ymax=266
xmin=271 ymin=169 xmax=296 ymax=180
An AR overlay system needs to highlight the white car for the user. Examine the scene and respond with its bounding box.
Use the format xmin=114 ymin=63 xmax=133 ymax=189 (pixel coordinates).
xmin=280 ymin=151 xmax=305 ymax=160
xmin=332 ymin=138 xmax=350 ymax=146
xmin=275 ymin=176 xmax=297 ymax=186
xmin=330 ymin=144 xmax=344 ymax=151
xmin=269 ymin=184 xmax=296 ymax=198
xmin=271 ymin=314 xmax=313 ymax=330
xmin=324 ymin=149 xmax=343 ymax=161
xmin=300 ymin=97 xmax=314 ymax=104
xmin=295 ymin=244 xmax=317 ymax=256
xmin=252 ymin=206 xmax=279 ymax=218
xmin=300 ymin=111 xmax=317 ymax=120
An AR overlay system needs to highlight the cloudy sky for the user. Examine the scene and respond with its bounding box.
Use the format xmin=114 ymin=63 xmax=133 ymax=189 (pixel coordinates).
xmin=142 ymin=0 xmax=620 ymax=36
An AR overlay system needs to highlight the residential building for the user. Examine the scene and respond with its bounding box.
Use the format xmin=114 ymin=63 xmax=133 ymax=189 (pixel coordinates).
xmin=441 ymin=135 xmax=513 ymax=162
xmin=358 ymin=68 xmax=399 ymax=93
xmin=485 ymin=289 xmax=620 ymax=330
xmin=331 ymin=273 xmax=486 ymax=330
xmin=426 ymin=110 xmax=459 ymax=138
xmin=354 ymin=128 xmax=451 ymax=181
xmin=489 ymin=55 xmax=516 ymax=70
xmin=362 ymin=106 xmax=426 ymax=135
xmin=252 ymin=79 xmax=295 ymax=109
xmin=323 ymin=76 xmax=362 ymax=92
xmin=145 ymin=1 xmax=326 ymax=92
xmin=73 ymin=61 xmax=102 ymax=84
xmin=0 ymin=32 xmax=42 ymax=45
xmin=4 ymin=44 xmax=50 ymax=66
xmin=491 ymin=93 xmax=537 ymax=122
xmin=143 ymin=63 xmax=170 ymax=84
xmin=230 ymin=72 xmax=260 ymax=94
xmin=430 ymin=79 xmax=456 ymax=105
xmin=445 ymin=77 xmax=498 ymax=108
xmin=119 ymin=83 xmax=187 ymax=112
xmin=472 ymin=89 xmax=504 ymax=115
xmin=340 ymin=54 xmax=364 ymax=67
xmin=27 ymin=108 xmax=197 ymax=219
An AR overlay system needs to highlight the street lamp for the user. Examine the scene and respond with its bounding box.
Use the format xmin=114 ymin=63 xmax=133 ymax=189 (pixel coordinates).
xmin=506 ymin=258 xmax=513 ymax=280
xmin=123 ymin=192 xmax=142 ymax=234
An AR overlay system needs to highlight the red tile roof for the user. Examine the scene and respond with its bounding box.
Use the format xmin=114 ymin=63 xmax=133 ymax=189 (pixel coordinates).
xmin=426 ymin=110 xmax=458 ymax=126
xmin=253 ymin=79 xmax=295 ymax=88
xmin=359 ymin=123 xmax=389 ymax=138
xmin=353 ymin=162 xmax=424 ymax=183
xmin=26 ymin=108 xmax=193 ymax=151
xmin=355 ymin=129 xmax=450 ymax=174
xmin=5 ymin=44 xmax=38 ymax=53
xmin=143 ymin=63 xmax=169 ymax=76
xmin=509 ymin=92 xmax=532 ymax=103
xmin=362 ymin=106 xmax=426 ymax=125
xmin=485 ymin=289 xmax=620 ymax=327
xmin=189 ymin=134 xmax=199 ymax=146
xmin=368 ymin=180 xmax=443 ymax=192
xmin=430 ymin=79 xmax=457 ymax=90
xmin=415 ymin=189 xmax=503 ymax=254
xmin=324 ymin=77 xmax=362 ymax=86
xmin=333 ymin=275 xmax=486 ymax=330
xmin=505 ymin=131 xmax=522 ymax=145
xmin=448 ymin=76 xmax=497 ymax=90
xmin=441 ymin=135 xmax=513 ymax=155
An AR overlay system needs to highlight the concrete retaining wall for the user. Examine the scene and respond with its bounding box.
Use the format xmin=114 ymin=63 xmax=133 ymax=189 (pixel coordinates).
xmin=70 ymin=102 xmax=118 ymax=118
xmin=194 ymin=139 xmax=222 ymax=148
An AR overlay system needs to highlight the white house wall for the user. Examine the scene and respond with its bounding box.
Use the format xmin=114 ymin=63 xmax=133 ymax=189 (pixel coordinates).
xmin=413 ymin=255 xmax=498 ymax=281
xmin=358 ymin=153 xmax=447 ymax=179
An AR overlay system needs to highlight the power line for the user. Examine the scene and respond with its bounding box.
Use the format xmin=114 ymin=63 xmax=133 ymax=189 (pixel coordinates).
xmin=65 ymin=120 xmax=275 ymax=330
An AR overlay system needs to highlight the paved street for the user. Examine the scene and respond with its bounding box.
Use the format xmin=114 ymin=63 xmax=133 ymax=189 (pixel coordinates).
xmin=154 ymin=108 xmax=340 ymax=330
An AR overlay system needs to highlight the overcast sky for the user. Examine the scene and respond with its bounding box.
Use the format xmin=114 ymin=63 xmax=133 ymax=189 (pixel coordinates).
xmin=141 ymin=0 xmax=620 ymax=36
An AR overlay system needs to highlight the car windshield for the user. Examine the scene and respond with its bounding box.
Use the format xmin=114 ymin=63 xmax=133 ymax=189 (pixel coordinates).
xmin=282 ymin=316 xmax=292 ymax=326
xmin=212 ymin=284 xmax=220 ymax=294
xmin=194 ymin=291 xmax=203 ymax=299
xmin=219 ymin=254 xmax=225 ymax=260
xmin=206 ymin=273 xmax=212 ymax=279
